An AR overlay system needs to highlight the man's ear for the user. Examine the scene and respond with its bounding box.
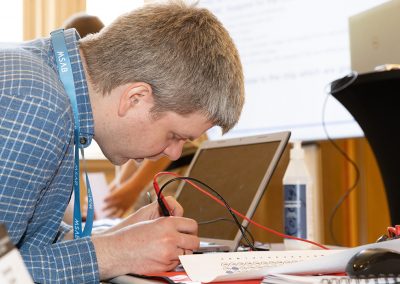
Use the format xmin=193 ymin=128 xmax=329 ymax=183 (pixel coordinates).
xmin=118 ymin=82 xmax=153 ymax=117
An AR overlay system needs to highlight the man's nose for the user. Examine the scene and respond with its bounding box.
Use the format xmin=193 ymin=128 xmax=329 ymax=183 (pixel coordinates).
xmin=163 ymin=140 xmax=185 ymax=161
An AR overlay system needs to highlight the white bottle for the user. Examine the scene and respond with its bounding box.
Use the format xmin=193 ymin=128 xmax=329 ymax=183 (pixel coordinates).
xmin=283 ymin=141 xmax=314 ymax=250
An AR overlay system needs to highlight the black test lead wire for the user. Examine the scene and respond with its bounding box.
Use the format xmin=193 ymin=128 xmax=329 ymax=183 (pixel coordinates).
xmin=158 ymin=176 xmax=257 ymax=251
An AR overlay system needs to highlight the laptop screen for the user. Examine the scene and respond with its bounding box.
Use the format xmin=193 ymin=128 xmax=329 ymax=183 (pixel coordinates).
xmin=175 ymin=131 xmax=290 ymax=250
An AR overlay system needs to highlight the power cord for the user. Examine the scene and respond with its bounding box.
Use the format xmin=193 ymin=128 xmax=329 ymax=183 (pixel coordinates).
xmin=323 ymin=72 xmax=361 ymax=246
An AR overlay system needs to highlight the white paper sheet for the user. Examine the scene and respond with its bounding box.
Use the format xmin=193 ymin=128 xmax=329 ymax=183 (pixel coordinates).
xmin=179 ymin=249 xmax=340 ymax=283
xmin=179 ymin=239 xmax=400 ymax=283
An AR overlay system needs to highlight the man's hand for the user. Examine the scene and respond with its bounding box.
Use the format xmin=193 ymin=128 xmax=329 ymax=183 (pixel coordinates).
xmin=135 ymin=195 xmax=184 ymax=220
xmin=92 ymin=216 xmax=199 ymax=279
xmin=91 ymin=196 xmax=198 ymax=280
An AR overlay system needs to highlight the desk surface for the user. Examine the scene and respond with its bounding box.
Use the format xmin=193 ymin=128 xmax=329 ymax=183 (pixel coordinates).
xmin=109 ymin=271 xmax=262 ymax=284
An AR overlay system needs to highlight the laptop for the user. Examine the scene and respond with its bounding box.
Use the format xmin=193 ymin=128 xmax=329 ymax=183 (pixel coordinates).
xmin=174 ymin=131 xmax=290 ymax=253
xmin=349 ymin=0 xmax=400 ymax=73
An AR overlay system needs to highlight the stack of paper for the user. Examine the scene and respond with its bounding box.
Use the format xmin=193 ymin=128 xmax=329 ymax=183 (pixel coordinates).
xmin=262 ymin=274 xmax=400 ymax=284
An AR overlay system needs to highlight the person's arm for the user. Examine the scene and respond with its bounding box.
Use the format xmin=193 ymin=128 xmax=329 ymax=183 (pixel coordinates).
xmin=103 ymin=157 xmax=172 ymax=217
xmin=108 ymin=159 xmax=139 ymax=191
xmin=60 ymin=196 xmax=199 ymax=280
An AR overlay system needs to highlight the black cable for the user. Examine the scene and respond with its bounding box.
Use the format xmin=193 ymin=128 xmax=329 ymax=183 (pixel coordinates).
xmin=159 ymin=177 xmax=255 ymax=250
xmin=158 ymin=176 xmax=257 ymax=251
xmin=198 ymin=217 xmax=256 ymax=247
xmin=126 ymin=273 xmax=183 ymax=284
xmin=323 ymin=72 xmax=361 ymax=246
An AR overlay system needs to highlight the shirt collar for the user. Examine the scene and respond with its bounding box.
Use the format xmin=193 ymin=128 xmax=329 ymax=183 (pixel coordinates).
xmin=56 ymin=28 xmax=94 ymax=148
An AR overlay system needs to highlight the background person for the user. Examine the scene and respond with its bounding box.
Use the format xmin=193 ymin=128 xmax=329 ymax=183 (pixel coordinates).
xmin=63 ymin=12 xmax=104 ymax=37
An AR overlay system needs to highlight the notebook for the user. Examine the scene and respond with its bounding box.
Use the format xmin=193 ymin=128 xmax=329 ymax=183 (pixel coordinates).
xmin=349 ymin=0 xmax=400 ymax=73
xmin=174 ymin=131 xmax=291 ymax=253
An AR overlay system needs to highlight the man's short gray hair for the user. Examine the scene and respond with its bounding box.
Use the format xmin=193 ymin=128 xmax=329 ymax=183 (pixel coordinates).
xmin=80 ymin=1 xmax=244 ymax=133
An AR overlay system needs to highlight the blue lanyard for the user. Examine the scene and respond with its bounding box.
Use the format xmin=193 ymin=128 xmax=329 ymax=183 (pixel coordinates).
xmin=50 ymin=29 xmax=94 ymax=239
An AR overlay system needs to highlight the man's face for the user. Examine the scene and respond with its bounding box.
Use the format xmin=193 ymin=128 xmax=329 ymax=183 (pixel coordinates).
xmin=100 ymin=109 xmax=212 ymax=166
xmin=92 ymin=82 xmax=213 ymax=165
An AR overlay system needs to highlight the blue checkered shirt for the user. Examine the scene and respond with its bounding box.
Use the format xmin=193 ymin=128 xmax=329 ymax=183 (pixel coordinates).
xmin=0 ymin=29 xmax=99 ymax=283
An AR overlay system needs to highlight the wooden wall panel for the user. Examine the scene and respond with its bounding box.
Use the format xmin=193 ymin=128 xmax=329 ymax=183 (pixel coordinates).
xmin=23 ymin=0 xmax=85 ymax=40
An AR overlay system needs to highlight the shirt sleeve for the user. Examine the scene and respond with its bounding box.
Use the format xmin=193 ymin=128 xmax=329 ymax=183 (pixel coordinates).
xmin=20 ymin=237 xmax=100 ymax=283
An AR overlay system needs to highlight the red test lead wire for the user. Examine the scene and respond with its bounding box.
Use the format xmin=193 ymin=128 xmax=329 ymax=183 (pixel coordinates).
xmin=153 ymin=174 xmax=173 ymax=216
xmin=153 ymin=171 xmax=329 ymax=250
